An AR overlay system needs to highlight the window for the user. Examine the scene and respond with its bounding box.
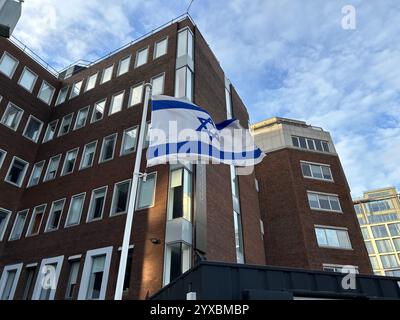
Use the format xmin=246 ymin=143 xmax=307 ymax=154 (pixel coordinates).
xmin=385 ymin=270 xmax=400 ymax=277
xmin=44 ymin=154 xmax=61 ymax=181
xmin=0 ymin=149 xmax=6 ymax=169
xmin=22 ymin=266 xmax=37 ymax=300
xmin=371 ymin=225 xmax=389 ymax=238
xmin=69 ymin=80 xmax=83 ymax=99
xmin=233 ymin=210 xmax=244 ymax=263
xmin=393 ymin=238 xmax=400 ymax=251
xmin=117 ymin=56 xmax=131 ymax=76
xmin=388 ymin=223 xmax=400 ymax=237
xmin=42 ymin=120 xmax=58 ymax=143
xmin=1 ymin=102 xmax=23 ymax=131
xmin=380 ymin=254 xmax=400 ymax=269
xmin=376 ymin=239 xmax=394 ymax=253
xmin=154 ymin=37 xmax=168 ymax=59
xmin=118 ymin=248 xmax=133 ymax=293
xmin=167 ymin=167 xmax=192 ymax=220
xmin=91 ymin=99 xmax=106 ymax=123
xmin=177 ymin=28 xmax=193 ymax=59
xmin=307 ymin=192 xmax=341 ymax=212
xmin=151 ymin=73 xmax=165 ymax=95
xmin=61 ymin=148 xmax=78 ymax=176
xmin=121 ymin=127 xmax=138 ymax=155
xmin=101 ymin=65 xmax=113 ymax=84
xmin=78 ymin=247 xmax=112 ymax=300
xmin=109 ymin=91 xmax=124 ymax=115
xmin=23 ymin=116 xmax=43 ymax=142
xmin=301 ymin=162 xmax=333 ymax=181
xmin=99 ymin=134 xmax=117 ymax=163
xmin=9 ymin=210 xmax=28 ymax=241
xmin=26 ymin=205 xmax=46 ymax=236
xmin=366 ymin=200 xmax=393 ymax=213
xmin=128 ymin=83 xmax=143 ymax=106
xmin=0 ymin=264 xmax=23 ymax=300
xmin=27 ymin=161 xmax=45 ymax=187
xmin=361 ymin=227 xmax=370 ymax=240
xmin=315 ymin=226 xmax=352 ymax=249
xmin=110 ymin=180 xmax=131 ymax=216
xmin=369 ymin=256 xmax=380 ymax=270
xmin=0 ymin=209 xmax=11 ymax=241
xmin=85 ymin=73 xmax=98 ymax=92
xmin=87 ymin=186 xmax=107 ymax=222
xmin=323 ymin=265 xmax=359 ymax=273
xmin=65 ymin=193 xmax=85 ymax=227
xmin=5 ymin=157 xmax=28 ymax=187
xmin=80 ymin=141 xmax=97 ymax=169
xmin=135 ymin=47 xmax=149 ymax=68
xmin=65 ymin=260 xmax=80 ymax=299
xmin=58 ymin=113 xmax=74 ymax=136
xmin=0 ymin=52 xmax=19 ymax=78
xmin=225 ymin=87 xmax=232 ymax=117
xmin=37 ymin=81 xmax=55 ymax=105
xmin=365 ymin=241 xmax=374 ymax=254
xmin=136 ymin=172 xmax=156 ymax=210
xmin=18 ymin=67 xmax=38 ymax=92
xmin=163 ymin=242 xmax=191 ymax=285
xmin=292 ymin=136 xmax=330 ymax=153
xmin=354 ymin=204 xmax=362 ymax=214
xmin=175 ymin=66 xmax=193 ymax=101
xmin=45 ymin=199 xmax=65 ymax=232
xmin=55 ymin=86 xmax=69 ymax=105
xmin=32 ymin=256 xmax=64 ymax=300
xmin=74 ymin=106 xmax=90 ymax=130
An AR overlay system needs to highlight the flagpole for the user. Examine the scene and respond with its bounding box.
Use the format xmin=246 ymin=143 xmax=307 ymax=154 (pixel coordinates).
xmin=114 ymin=83 xmax=152 ymax=300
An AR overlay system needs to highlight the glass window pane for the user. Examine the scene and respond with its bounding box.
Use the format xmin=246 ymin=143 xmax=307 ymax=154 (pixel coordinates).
xmin=56 ymin=87 xmax=69 ymax=105
xmin=1 ymin=103 xmax=23 ymax=130
xmin=321 ymin=166 xmax=332 ymax=180
xmin=100 ymin=135 xmax=116 ymax=162
xmin=315 ymin=228 xmax=327 ymax=246
xmin=152 ymin=74 xmax=164 ymax=95
xmin=121 ymin=127 xmax=137 ymax=155
xmin=69 ymin=81 xmax=82 ymax=99
xmin=135 ymin=47 xmax=148 ymax=67
xmin=301 ymin=163 xmax=312 ymax=177
xmin=19 ymin=68 xmax=37 ymax=92
xmin=129 ymin=84 xmax=143 ymax=106
xmin=101 ymin=65 xmax=113 ymax=84
xmin=308 ymin=193 xmax=319 ymax=209
xmin=66 ymin=194 xmax=85 ymax=226
xmin=154 ymin=38 xmax=167 ymax=58
xmin=310 ymin=164 xmax=323 ymax=179
xmin=137 ymin=174 xmax=156 ymax=209
xmin=92 ymin=99 xmax=106 ymax=123
xmin=117 ymin=56 xmax=130 ymax=76
xmin=38 ymin=82 xmax=55 ymax=105
xmin=85 ymin=73 xmax=98 ymax=92
xmin=109 ymin=92 xmax=124 ymax=115
xmin=10 ymin=210 xmax=27 ymax=240
xmin=0 ymin=52 xmax=18 ymax=78
xmin=24 ymin=117 xmax=43 ymax=142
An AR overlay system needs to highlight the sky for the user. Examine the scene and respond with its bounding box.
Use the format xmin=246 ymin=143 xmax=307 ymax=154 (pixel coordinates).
xmin=13 ymin=0 xmax=400 ymax=197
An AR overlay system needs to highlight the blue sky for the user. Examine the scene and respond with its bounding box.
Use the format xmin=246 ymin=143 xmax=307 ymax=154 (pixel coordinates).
xmin=13 ymin=0 xmax=400 ymax=197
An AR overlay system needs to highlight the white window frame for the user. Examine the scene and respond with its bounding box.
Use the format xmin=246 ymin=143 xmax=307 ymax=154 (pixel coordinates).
xmin=57 ymin=113 xmax=74 ymax=137
xmin=0 ymin=208 xmax=11 ymax=241
xmin=55 ymin=86 xmax=69 ymax=106
xmin=27 ymin=160 xmax=46 ymax=188
xmin=307 ymin=191 xmax=342 ymax=213
xmin=79 ymin=140 xmax=98 ymax=170
xmin=0 ymin=148 xmax=7 ymax=169
xmin=61 ymin=148 xmax=79 ymax=176
xmin=0 ymin=52 xmax=19 ymax=79
xmin=100 ymin=64 xmax=114 ymax=84
xmin=45 ymin=198 xmax=66 ymax=233
xmin=69 ymin=80 xmax=83 ymax=100
xmin=110 ymin=179 xmax=132 ymax=216
xmin=153 ymin=37 xmax=168 ymax=59
xmin=151 ymin=72 xmax=165 ymax=95
xmin=322 ymin=264 xmax=359 ymax=274
xmin=22 ymin=115 xmax=44 ymax=143
xmin=77 ymin=246 xmax=113 ymax=300
xmin=43 ymin=154 xmax=61 ymax=182
xmin=1 ymin=102 xmax=24 ymax=131
xmin=0 ymin=263 xmax=23 ymax=300
xmin=32 ymin=255 xmax=64 ymax=300
xmin=136 ymin=172 xmax=157 ymax=210
xmin=91 ymin=99 xmax=107 ymax=123
xmin=64 ymin=192 xmax=86 ymax=228
xmin=5 ymin=156 xmax=29 ymax=187
xmin=99 ymin=133 xmax=117 ymax=163
xmin=17 ymin=67 xmax=38 ymax=93
xmin=37 ymin=81 xmax=55 ymax=105
xmin=42 ymin=119 xmax=59 ymax=143
xmin=120 ymin=126 xmax=138 ymax=156
xmin=116 ymin=55 xmax=131 ymax=77
xmin=109 ymin=91 xmax=125 ymax=115
xmin=86 ymin=186 xmax=108 ymax=222
xmin=74 ymin=106 xmax=90 ymax=130
xmin=128 ymin=82 xmax=144 ymax=107
xmin=26 ymin=204 xmax=47 ymax=237
xmin=8 ymin=209 xmax=29 ymax=241
xmin=314 ymin=225 xmax=352 ymax=250
xmin=134 ymin=46 xmax=149 ymax=68
xmin=300 ymin=161 xmax=334 ymax=182
xmin=84 ymin=73 xmax=98 ymax=92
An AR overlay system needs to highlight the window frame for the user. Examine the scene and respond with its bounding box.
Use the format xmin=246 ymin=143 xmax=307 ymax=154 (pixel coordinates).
xmin=64 ymin=192 xmax=86 ymax=228
xmin=0 ymin=263 xmax=23 ymax=300
xmin=128 ymin=82 xmax=144 ymax=107
xmin=5 ymin=156 xmax=29 ymax=187
xmin=8 ymin=209 xmax=29 ymax=241
xmin=69 ymin=80 xmax=83 ymax=100
xmin=17 ymin=66 xmax=38 ymax=93
xmin=314 ymin=225 xmax=352 ymax=250
xmin=79 ymin=140 xmax=98 ymax=170
xmin=120 ymin=126 xmax=139 ymax=156
xmin=84 ymin=72 xmax=98 ymax=92
xmin=0 ymin=208 xmax=11 ymax=241
xmin=0 ymin=148 xmax=7 ymax=170
xmin=109 ymin=91 xmax=125 ymax=115
xmin=307 ymin=191 xmax=342 ymax=213
xmin=300 ymin=161 xmax=334 ymax=182
xmin=0 ymin=52 xmax=19 ymax=79
xmin=151 ymin=72 xmax=165 ymax=95
xmin=1 ymin=102 xmax=24 ymax=131
xmin=74 ymin=106 xmax=90 ymax=130
xmin=61 ymin=148 xmax=79 ymax=176
xmin=91 ymin=98 xmax=107 ymax=123
xmin=27 ymin=160 xmax=46 ymax=188
xmin=55 ymin=86 xmax=69 ymax=106
xmin=110 ymin=179 xmax=132 ymax=217
xmin=43 ymin=154 xmax=62 ymax=182
xmin=99 ymin=133 xmax=118 ymax=163
xmin=136 ymin=172 xmax=157 ymax=210
xmin=153 ymin=37 xmax=168 ymax=60
xmin=37 ymin=81 xmax=55 ymax=105
xmin=116 ymin=55 xmax=131 ymax=77
xmin=100 ymin=64 xmax=114 ymax=84
xmin=86 ymin=186 xmax=108 ymax=222
xmin=22 ymin=115 xmax=44 ymax=143
xmin=42 ymin=119 xmax=59 ymax=143
xmin=134 ymin=46 xmax=149 ymax=68
xmin=26 ymin=204 xmax=47 ymax=237
xmin=57 ymin=113 xmax=74 ymax=137
xmin=44 ymin=199 xmax=66 ymax=233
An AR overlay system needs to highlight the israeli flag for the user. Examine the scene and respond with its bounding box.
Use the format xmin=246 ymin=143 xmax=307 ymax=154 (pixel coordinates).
xmin=147 ymin=95 xmax=265 ymax=167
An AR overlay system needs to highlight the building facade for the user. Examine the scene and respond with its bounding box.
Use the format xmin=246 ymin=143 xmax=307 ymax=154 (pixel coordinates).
xmin=0 ymin=16 xmax=266 ymax=300
xmin=353 ymin=187 xmax=400 ymax=276
xmin=252 ymin=117 xmax=372 ymax=274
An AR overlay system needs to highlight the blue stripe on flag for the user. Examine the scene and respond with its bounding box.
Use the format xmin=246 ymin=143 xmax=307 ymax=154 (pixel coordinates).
xmin=152 ymin=99 xmax=211 ymax=117
xmin=215 ymin=118 xmax=237 ymax=130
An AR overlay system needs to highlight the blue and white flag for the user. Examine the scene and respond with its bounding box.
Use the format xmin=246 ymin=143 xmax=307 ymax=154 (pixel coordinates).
xmin=147 ymin=95 xmax=265 ymax=167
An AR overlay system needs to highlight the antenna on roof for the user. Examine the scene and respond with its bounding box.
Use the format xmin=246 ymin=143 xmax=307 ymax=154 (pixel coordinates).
xmin=186 ymin=0 xmax=195 ymax=13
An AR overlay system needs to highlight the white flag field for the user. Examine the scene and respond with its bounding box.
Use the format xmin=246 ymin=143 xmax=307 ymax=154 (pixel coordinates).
xmin=146 ymin=95 xmax=265 ymax=169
